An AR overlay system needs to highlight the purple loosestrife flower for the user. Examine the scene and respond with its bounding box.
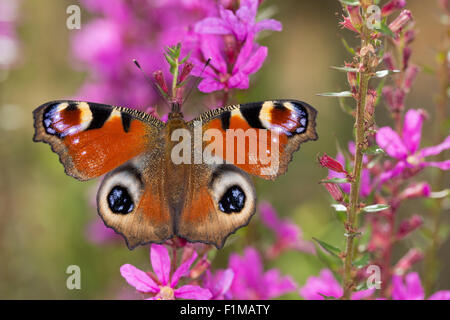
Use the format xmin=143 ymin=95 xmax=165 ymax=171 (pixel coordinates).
xmin=120 ymin=244 xmax=212 ymax=300
xmin=392 ymin=272 xmax=450 ymax=300
xmin=299 ymin=269 xmax=374 ymax=300
xmin=376 ymin=109 xmax=450 ymax=183
xmin=194 ymin=0 xmax=282 ymax=42
xmin=202 ymin=269 xmax=234 ymax=300
xmin=192 ymin=0 xmax=281 ymax=93
xmin=259 ymin=202 xmax=315 ymax=258
xmin=192 ymin=33 xmax=268 ymax=92
xmin=228 ymin=247 xmax=297 ymax=299
xmin=86 ymin=218 xmax=120 ymax=244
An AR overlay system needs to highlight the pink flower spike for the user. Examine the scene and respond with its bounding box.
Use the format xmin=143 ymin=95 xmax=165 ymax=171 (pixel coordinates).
xmin=120 ymin=264 xmax=159 ymax=293
xmin=174 ymin=285 xmax=212 ymax=300
xmin=259 ymin=202 xmax=315 ymax=256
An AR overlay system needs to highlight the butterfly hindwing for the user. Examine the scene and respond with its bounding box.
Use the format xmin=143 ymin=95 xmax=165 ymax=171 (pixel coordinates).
xmin=177 ymin=163 xmax=257 ymax=249
xmin=33 ymin=100 xmax=164 ymax=181
xmin=188 ymin=100 xmax=318 ymax=180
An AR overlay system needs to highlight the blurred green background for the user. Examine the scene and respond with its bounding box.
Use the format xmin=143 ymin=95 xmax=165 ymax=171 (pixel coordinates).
xmin=0 ymin=0 xmax=448 ymax=299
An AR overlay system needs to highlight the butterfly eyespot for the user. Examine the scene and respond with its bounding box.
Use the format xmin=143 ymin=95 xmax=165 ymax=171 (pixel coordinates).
xmin=107 ymin=186 xmax=135 ymax=214
xmin=218 ymin=185 xmax=246 ymax=214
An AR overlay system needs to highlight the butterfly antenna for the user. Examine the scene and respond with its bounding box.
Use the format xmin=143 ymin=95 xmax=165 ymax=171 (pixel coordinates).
xmin=133 ymin=59 xmax=169 ymax=107
xmin=182 ymin=58 xmax=211 ymax=105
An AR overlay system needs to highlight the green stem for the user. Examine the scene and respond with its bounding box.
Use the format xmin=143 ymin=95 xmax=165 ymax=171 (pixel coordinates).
xmin=342 ymin=43 xmax=371 ymax=300
xmin=172 ymin=60 xmax=179 ymax=99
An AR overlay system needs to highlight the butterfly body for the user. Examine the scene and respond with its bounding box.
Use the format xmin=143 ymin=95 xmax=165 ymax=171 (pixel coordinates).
xmin=33 ymin=99 xmax=318 ymax=249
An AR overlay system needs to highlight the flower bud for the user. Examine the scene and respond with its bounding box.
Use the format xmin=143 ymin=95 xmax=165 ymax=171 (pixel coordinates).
xmin=403 ymin=64 xmax=420 ymax=92
xmin=318 ymin=153 xmax=347 ymax=174
xmin=383 ymin=52 xmax=396 ymax=71
xmin=402 ymin=47 xmax=412 ymax=70
xmin=399 ymin=182 xmax=431 ymax=201
xmin=347 ymin=5 xmax=363 ymax=28
xmin=152 ymin=70 xmax=169 ymax=95
xmin=394 ymin=249 xmax=423 ymax=275
xmin=323 ymin=182 xmax=344 ymax=202
xmin=397 ymin=215 xmax=423 ymax=239
xmin=179 ymin=61 xmax=194 ymax=84
xmin=381 ymin=0 xmax=406 ymax=17
xmin=389 ymin=10 xmax=413 ymax=34
xmin=190 ymin=256 xmax=211 ymax=279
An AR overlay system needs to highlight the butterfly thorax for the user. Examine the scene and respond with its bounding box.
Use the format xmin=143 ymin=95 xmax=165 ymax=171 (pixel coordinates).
xmin=162 ymin=114 xmax=190 ymax=216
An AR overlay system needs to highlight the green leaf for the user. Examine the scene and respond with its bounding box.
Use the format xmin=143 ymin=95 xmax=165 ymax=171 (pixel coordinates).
xmin=331 ymin=66 xmax=359 ymax=73
xmin=375 ymin=69 xmax=400 ymax=78
xmin=331 ymin=204 xmax=348 ymax=212
xmin=430 ymin=189 xmax=449 ymax=199
xmin=353 ymin=252 xmax=370 ymax=268
xmin=335 ymin=210 xmax=347 ymax=223
xmin=363 ymin=145 xmax=385 ymax=155
xmin=362 ymin=204 xmax=390 ymax=213
xmin=320 ymin=178 xmax=349 ymax=184
xmin=180 ymin=52 xmax=191 ymax=64
xmin=374 ymin=21 xmax=395 ymax=38
xmin=341 ymin=37 xmax=356 ymax=55
xmin=313 ymin=242 xmax=343 ymax=274
xmin=339 ymin=0 xmax=361 ymax=5
xmin=317 ymin=91 xmax=353 ymax=98
xmin=313 ymin=238 xmax=342 ymax=258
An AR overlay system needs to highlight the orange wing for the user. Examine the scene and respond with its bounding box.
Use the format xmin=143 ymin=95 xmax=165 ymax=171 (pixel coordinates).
xmin=189 ymin=100 xmax=318 ymax=180
xmin=33 ymin=100 xmax=164 ymax=180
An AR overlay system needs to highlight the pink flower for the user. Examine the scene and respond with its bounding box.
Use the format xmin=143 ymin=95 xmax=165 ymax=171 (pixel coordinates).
xmin=228 ymin=247 xmax=297 ymax=299
xmin=120 ymin=244 xmax=212 ymax=300
xmin=85 ymin=218 xmax=120 ymax=244
xmin=299 ymin=269 xmax=374 ymax=300
xmin=392 ymin=272 xmax=450 ymax=300
xmin=192 ymin=33 xmax=268 ymax=92
xmin=376 ymin=109 xmax=450 ymax=183
xmin=259 ymin=202 xmax=315 ymax=257
xmin=202 ymin=269 xmax=234 ymax=300
xmin=194 ymin=0 xmax=282 ymax=42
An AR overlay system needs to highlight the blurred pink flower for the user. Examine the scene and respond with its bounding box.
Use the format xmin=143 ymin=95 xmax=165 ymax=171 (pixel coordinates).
xmin=0 ymin=0 xmax=21 ymax=70
xmin=228 ymin=247 xmax=297 ymax=299
xmin=259 ymin=202 xmax=315 ymax=257
xmin=194 ymin=0 xmax=282 ymax=41
xmin=376 ymin=109 xmax=450 ymax=183
xmin=202 ymin=269 xmax=234 ymax=300
xmin=85 ymin=218 xmax=120 ymax=244
xmin=299 ymin=269 xmax=374 ymax=300
xmin=392 ymin=272 xmax=450 ymax=300
xmin=120 ymin=244 xmax=212 ymax=300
